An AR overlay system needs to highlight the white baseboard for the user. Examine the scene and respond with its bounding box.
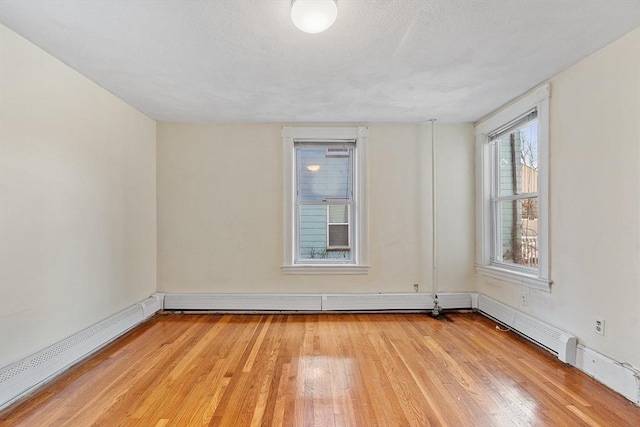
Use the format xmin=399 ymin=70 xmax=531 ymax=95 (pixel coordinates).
xmin=575 ymin=345 xmax=640 ymax=405
xmin=0 ymin=294 xmax=162 ymax=411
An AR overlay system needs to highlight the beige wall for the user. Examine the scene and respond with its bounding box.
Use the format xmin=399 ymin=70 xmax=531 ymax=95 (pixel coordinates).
xmin=0 ymin=25 xmax=157 ymax=367
xmin=478 ymin=28 xmax=640 ymax=366
xmin=157 ymin=122 xmax=475 ymax=294
xmin=432 ymin=124 xmax=476 ymax=292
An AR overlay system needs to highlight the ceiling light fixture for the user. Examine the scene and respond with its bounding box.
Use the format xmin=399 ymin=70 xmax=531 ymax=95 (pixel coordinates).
xmin=307 ymin=164 xmax=321 ymax=171
xmin=291 ymin=0 xmax=338 ymax=34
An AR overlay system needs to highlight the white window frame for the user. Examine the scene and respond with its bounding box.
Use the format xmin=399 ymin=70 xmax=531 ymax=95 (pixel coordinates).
xmin=475 ymin=84 xmax=551 ymax=291
xmin=282 ymin=126 xmax=369 ymax=275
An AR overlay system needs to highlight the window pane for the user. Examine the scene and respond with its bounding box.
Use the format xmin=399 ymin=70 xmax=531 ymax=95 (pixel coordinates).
xmin=497 ymin=197 xmax=538 ymax=268
xmin=328 ymin=204 xmax=348 ymax=223
xmin=297 ymin=147 xmax=352 ymax=202
xmin=298 ymin=205 xmax=351 ymax=261
xmin=497 ymin=122 xmax=538 ymax=196
xmin=328 ymin=224 xmax=349 ymax=247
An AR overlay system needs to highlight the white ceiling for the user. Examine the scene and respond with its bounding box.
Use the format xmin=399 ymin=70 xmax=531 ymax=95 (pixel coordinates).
xmin=1 ymin=0 xmax=638 ymax=123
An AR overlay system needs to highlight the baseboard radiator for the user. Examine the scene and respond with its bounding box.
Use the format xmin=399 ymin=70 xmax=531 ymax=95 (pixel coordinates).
xmin=0 ymin=295 xmax=162 ymax=410
xmin=163 ymin=292 xmax=474 ymax=312
xmin=164 ymin=293 xmax=322 ymax=311
xmin=476 ymin=294 xmax=577 ymax=365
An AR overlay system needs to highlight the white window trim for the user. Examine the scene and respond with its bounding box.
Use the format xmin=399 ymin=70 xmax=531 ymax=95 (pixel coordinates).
xmin=282 ymin=126 xmax=369 ymax=275
xmin=475 ymin=84 xmax=551 ymax=292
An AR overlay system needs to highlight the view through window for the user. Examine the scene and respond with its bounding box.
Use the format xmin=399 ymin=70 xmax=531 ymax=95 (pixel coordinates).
xmin=492 ymin=120 xmax=539 ymax=268
xmin=296 ymin=144 xmax=354 ymax=263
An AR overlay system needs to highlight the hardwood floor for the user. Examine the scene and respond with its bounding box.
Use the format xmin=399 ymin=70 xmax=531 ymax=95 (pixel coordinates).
xmin=1 ymin=312 xmax=638 ymax=426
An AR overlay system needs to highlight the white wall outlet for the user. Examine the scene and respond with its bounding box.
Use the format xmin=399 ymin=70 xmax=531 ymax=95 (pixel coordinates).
xmin=520 ymin=289 xmax=528 ymax=307
xmin=594 ymin=317 xmax=605 ymax=336
xmin=413 ymin=283 xmax=419 ymax=292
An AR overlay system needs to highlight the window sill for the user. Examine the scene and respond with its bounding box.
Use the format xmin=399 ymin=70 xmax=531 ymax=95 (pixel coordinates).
xmin=476 ymin=264 xmax=551 ymax=292
xmin=281 ymin=265 xmax=370 ymax=275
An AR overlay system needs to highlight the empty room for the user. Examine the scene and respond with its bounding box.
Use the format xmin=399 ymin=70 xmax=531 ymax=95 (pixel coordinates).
xmin=1 ymin=0 xmax=639 ymax=425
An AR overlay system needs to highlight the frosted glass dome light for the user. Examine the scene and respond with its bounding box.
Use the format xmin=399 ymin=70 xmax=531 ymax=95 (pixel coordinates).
xmin=291 ymin=0 xmax=338 ymax=34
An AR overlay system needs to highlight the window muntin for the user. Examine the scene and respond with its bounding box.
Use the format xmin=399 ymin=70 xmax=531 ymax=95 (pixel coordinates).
xmin=295 ymin=143 xmax=354 ymax=263
xmin=491 ymin=120 xmax=539 ymax=269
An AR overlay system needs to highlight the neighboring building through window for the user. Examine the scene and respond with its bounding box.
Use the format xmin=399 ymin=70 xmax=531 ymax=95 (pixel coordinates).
xmin=282 ymin=127 xmax=369 ymax=274
xmin=475 ymin=84 xmax=550 ymax=291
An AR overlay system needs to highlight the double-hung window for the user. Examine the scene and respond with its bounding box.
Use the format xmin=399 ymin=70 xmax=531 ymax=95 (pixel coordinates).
xmin=282 ymin=127 xmax=369 ymax=274
xmin=475 ymin=84 xmax=551 ymax=291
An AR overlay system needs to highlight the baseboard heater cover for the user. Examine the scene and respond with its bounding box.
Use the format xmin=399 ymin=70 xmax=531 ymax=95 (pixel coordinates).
xmin=163 ymin=293 xmax=323 ymax=311
xmin=434 ymin=293 xmax=474 ymax=310
xmin=476 ymin=294 xmax=577 ymax=365
xmin=321 ymin=293 xmax=431 ymax=311
xmin=162 ymin=292 xmax=473 ymax=312
xmin=139 ymin=295 xmax=162 ymax=319
xmin=0 ymin=295 xmax=162 ymax=410
xmin=321 ymin=292 xmax=472 ymax=311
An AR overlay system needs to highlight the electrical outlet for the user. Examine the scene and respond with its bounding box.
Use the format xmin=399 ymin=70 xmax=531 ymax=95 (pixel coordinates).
xmin=520 ymin=291 xmax=528 ymax=307
xmin=594 ymin=317 xmax=605 ymax=336
xmin=413 ymin=283 xmax=419 ymax=292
